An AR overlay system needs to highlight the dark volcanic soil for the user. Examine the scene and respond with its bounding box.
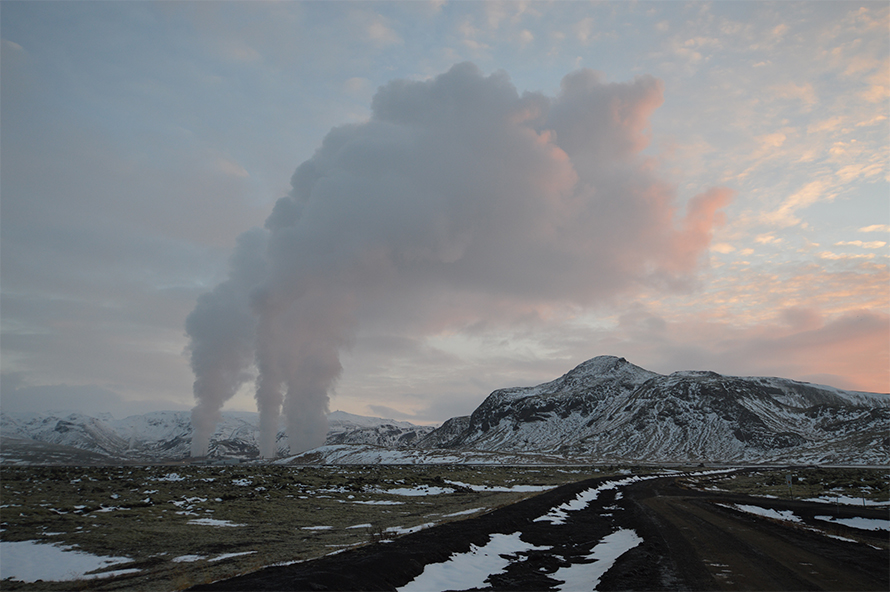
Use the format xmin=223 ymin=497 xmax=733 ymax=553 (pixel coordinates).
xmin=191 ymin=472 xmax=889 ymax=591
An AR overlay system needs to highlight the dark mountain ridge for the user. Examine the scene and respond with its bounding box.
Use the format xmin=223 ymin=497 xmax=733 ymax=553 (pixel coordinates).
xmin=416 ymin=356 xmax=888 ymax=464
xmin=2 ymin=356 xmax=886 ymax=465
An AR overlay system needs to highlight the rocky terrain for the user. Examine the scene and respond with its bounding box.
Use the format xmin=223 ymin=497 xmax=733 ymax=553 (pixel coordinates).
xmin=0 ymin=410 xmax=433 ymax=465
xmin=190 ymin=469 xmax=889 ymax=592
xmin=2 ymin=356 xmax=888 ymax=465
xmin=409 ymin=356 xmax=889 ymax=465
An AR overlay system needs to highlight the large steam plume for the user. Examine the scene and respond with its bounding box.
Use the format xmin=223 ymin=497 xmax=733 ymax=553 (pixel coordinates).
xmin=186 ymin=63 xmax=733 ymax=458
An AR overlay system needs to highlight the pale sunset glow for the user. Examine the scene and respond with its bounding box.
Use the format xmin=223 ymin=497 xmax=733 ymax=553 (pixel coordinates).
xmin=1 ymin=2 xmax=887 ymax=431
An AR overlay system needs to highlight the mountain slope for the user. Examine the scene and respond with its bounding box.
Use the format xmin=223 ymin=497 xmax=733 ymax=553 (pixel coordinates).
xmin=0 ymin=410 xmax=434 ymax=464
xmin=3 ymin=356 xmax=886 ymax=465
xmin=419 ymin=356 xmax=889 ymax=464
xmin=324 ymin=411 xmax=436 ymax=447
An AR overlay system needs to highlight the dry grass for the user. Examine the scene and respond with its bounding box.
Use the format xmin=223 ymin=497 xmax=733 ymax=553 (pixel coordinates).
xmin=682 ymin=467 xmax=890 ymax=503
xmin=0 ymin=464 xmax=623 ymax=591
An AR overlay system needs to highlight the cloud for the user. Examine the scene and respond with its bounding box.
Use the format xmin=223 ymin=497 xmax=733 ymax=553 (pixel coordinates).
xmin=780 ymin=305 xmax=822 ymax=331
xmin=519 ymin=29 xmax=534 ymax=47
xmin=0 ymin=373 xmax=189 ymax=417
xmin=344 ymin=77 xmax=372 ymax=95
xmin=2 ymin=39 xmax=24 ymax=52
xmin=185 ymin=62 xmax=732 ymax=455
xmin=819 ymin=251 xmax=875 ymax=260
xmin=457 ymin=18 xmax=491 ymax=52
xmin=366 ymin=405 xmax=420 ymax=422
xmin=574 ymin=17 xmax=596 ymax=44
xmin=755 ymin=234 xmax=781 ymax=244
xmin=761 ymin=179 xmax=834 ymax=228
xmin=772 ymin=82 xmax=817 ymax=106
xmin=604 ymin=307 xmax=889 ymax=394
xmin=366 ymin=15 xmax=402 ymax=47
xmin=725 ymin=310 xmax=890 ymax=392
xmin=217 ymin=158 xmax=249 ymax=178
xmin=338 ymin=300 xmax=889 ymax=422
xmin=835 ymin=240 xmax=886 ymax=249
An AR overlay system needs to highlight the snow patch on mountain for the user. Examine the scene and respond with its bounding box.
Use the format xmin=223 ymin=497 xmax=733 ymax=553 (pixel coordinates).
xmin=416 ymin=356 xmax=889 ymax=465
xmin=0 ymin=410 xmax=434 ymax=463
xmin=3 ymin=356 xmax=887 ymax=465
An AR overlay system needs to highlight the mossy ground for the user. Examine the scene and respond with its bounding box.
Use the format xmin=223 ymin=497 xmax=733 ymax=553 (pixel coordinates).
xmin=6 ymin=464 xmax=883 ymax=590
xmin=683 ymin=467 xmax=890 ymax=503
xmin=0 ymin=464 xmax=619 ymax=591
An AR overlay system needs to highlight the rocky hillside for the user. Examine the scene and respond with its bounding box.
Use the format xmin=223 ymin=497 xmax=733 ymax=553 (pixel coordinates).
xmin=417 ymin=356 xmax=889 ymax=464
xmin=3 ymin=356 xmax=886 ymax=465
xmin=0 ymin=410 xmax=434 ymax=464
xmin=325 ymin=411 xmax=436 ymax=447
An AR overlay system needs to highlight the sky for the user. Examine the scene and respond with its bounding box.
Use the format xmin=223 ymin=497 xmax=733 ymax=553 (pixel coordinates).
xmin=1 ymin=1 xmax=888 ymax=428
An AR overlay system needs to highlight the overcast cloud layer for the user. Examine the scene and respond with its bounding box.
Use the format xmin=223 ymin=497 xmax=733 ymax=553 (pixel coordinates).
xmin=1 ymin=2 xmax=887 ymax=428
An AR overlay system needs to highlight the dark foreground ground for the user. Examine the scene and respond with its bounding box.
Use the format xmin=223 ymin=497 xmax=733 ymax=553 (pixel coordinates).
xmin=193 ymin=472 xmax=889 ymax=591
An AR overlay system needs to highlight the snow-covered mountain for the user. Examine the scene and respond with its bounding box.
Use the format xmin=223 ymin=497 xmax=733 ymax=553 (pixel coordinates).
xmin=326 ymin=411 xmax=437 ymax=447
xmin=0 ymin=409 xmax=433 ymax=464
xmin=3 ymin=356 xmax=887 ymax=465
xmin=416 ymin=356 xmax=889 ymax=465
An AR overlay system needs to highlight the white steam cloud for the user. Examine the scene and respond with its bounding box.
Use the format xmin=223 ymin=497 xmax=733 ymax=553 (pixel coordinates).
xmin=186 ymin=63 xmax=732 ymax=457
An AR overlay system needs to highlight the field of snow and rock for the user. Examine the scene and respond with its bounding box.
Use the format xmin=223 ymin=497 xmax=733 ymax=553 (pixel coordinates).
xmin=1 ymin=465 xmax=887 ymax=590
xmin=0 ymin=411 xmax=435 ymax=465
xmin=0 ymin=464 xmax=611 ymax=590
xmin=192 ymin=466 xmax=888 ymax=592
xmin=3 ymin=357 xmax=887 ymax=467
xmin=416 ymin=356 xmax=890 ymax=465
xmin=1 ymin=356 xmax=887 ymax=589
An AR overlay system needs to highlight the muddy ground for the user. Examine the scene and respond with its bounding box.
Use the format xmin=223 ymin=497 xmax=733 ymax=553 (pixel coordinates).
xmin=193 ymin=472 xmax=889 ymax=591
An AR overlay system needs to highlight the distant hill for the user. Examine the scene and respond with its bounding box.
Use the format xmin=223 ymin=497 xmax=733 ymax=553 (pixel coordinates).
xmin=0 ymin=409 xmax=433 ymax=465
xmin=410 ymin=356 xmax=889 ymax=465
xmin=3 ymin=356 xmax=887 ymax=466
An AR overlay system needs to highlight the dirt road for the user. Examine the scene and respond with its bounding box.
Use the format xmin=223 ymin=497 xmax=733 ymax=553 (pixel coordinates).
xmin=611 ymin=476 xmax=888 ymax=591
xmin=192 ymin=471 xmax=889 ymax=591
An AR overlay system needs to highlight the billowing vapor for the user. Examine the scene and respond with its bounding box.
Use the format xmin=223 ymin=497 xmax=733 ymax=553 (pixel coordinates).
xmin=186 ymin=63 xmax=733 ymax=457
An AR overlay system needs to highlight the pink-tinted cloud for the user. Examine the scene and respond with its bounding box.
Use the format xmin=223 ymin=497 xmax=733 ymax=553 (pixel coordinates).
xmin=663 ymin=187 xmax=734 ymax=273
xmin=603 ymin=305 xmax=889 ymax=394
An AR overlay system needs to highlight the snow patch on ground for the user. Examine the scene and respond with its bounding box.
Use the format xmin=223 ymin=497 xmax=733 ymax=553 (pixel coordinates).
xmin=814 ymin=516 xmax=890 ymax=532
xmin=173 ymin=551 xmax=257 ymax=563
xmin=186 ymin=518 xmax=245 ymax=527
xmin=552 ymin=529 xmax=643 ymax=591
xmin=397 ymin=532 xmax=549 ymax=592
xmin=446 ymin=480 xmax=554 ymax=493
xmin=172 ymin=554 xmax=206 ymax=563
xmin=0 ymin=539 xmax=134 ymax=582
xmin=723 ymin=504 xmax=802 ymax=524
xmin=385 ymin=522 xmax=438 ymax=536
xmin=804 ymin=495 xmax=890 ymax=507
xmin=208 ymin=551 xmax=256 ymax=562
xmin=535 ymin=476 xmax=656 ymax=525
xmin=442 ymin=507 xmax=487 ymax=518
xmin=378 ymin=485 xmax=453 ymax=496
